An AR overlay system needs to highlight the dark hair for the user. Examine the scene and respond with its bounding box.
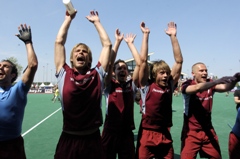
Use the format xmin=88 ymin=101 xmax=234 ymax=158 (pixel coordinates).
xmin=2 ymin=59 xmax=18 ymax=83
xmin=113 ymin=59 xmax=128 ymax=72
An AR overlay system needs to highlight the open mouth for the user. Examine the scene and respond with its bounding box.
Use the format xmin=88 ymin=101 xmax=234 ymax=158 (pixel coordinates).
xmin=76 ymin=56 xmax=86 ymax=65
xmin=162 ymin=79 xmax=167 ymax=83
xmin=119 ymin=72 xmax=126 ymax=78
xmin=77 ymin=56 xmax=85 ymax=62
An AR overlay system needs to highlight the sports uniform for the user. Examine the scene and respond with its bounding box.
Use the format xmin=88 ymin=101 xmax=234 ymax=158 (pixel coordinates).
xmin=181 ymin=79 xmax=221 ymax=159
xmin=229 ymin=90 xmax=240 ymax=159
xmin=54 ymin=62 xmax=106 ymax=159
xmin=137 ymin=77 xmax=174 ymax=159
xmin=0 ymin=80 xmax=29 ymax=159
xmin=102 ymin=78 xmax=137 ymax=159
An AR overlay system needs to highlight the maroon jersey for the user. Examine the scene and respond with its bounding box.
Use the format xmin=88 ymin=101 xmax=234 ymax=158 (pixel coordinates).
xmin=181 ymin=79 xmax=215 ymax=130
xmin=57 ymin=63 xmax=106 ymax=131
xmin=140 ymin=77 xmax=174 ymax=130
xmin=103 ymin=79 xmax=136 ymax=132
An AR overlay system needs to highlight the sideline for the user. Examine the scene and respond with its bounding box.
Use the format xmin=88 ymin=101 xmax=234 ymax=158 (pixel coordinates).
xmin=22 ymin=107 xmax=62 ymax=137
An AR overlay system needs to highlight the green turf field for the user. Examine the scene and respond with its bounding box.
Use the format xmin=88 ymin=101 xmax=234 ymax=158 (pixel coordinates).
xmin=22 ymin=92 xmax=236 ymax=159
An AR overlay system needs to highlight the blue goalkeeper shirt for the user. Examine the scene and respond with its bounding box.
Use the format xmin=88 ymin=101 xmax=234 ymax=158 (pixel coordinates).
xmin=0 ymin=80 xmax=29 ymax=141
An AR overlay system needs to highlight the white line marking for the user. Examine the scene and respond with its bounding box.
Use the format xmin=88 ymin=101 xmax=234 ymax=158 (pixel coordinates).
xmin=228 ymin=123 xmax=233 ymax=129
xmin=22 ymin=107 xmax=62 ymax=137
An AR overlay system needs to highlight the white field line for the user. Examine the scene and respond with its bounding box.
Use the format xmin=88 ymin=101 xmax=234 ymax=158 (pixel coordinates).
xmin=228 ymin=123 xmax=233 ymax=129
xmin=22 ymin=107 xmax=61 ymax=137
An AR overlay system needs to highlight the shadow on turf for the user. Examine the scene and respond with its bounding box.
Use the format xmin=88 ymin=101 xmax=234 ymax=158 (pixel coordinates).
xmin=174 ymin=154 xmax=180 ymax=158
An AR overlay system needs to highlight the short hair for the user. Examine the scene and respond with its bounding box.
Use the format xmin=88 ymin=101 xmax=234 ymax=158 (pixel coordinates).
xmin=70 ymin=43 xmax=92 ymax=68
xmin=149 ymin=60 xmax=171 ymax=80
xmin=113 ymin=59 xmax=129 ymax=72
xmin=1 ymin=59 xmax=18 ymax=83
xmin=192 ymin=62 xmax=205 ymax=72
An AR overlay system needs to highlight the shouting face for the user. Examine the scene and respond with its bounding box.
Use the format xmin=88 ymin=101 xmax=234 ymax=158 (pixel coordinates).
xmin=192 ymin=63 xmax=208 ymax=83
xmin=0 ymin=61 xmax=15 ymax=86
xmin=114 ymin=62 xmax=128 ymax=83
xmin=70 ymin=45 xmax=91 ymax=72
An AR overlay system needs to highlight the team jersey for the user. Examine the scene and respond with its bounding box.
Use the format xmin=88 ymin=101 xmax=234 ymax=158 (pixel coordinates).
xmin=57 ymin=62 xmax=106 ymax=131
xmin=0 ymin=81 xmax=29 ymax=141
xmin=140 ymin=76 xmax=174 ymax=130
xmin=181 ymin=79 xmax=215 ymax=130
xmin=103 ymin=78 xmax=137 ymax=131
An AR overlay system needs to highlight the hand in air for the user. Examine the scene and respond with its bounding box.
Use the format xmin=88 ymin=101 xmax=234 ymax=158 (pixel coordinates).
xmin=165 ymin=21 xmax=177 ymax=36
xmin=16 ymin=24 xmax=32 ymax=44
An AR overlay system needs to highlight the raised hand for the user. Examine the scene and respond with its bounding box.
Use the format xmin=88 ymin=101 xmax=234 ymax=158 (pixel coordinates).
xmin=86 ymin=10 xmax=100 ymax=23
xmin=65 ymin=10 xmax=77 ymax=19
xmin=140 ymin=22 xmax=150 ymax=34
xmin=124 ymin=33 xmax=136 ymax=44
xmin=165 ymin=21 xmax=177 ymax=36
xmin=115 ymin=29 xmax=124 ymax=42
xmin=16 ymin=24 xmax=32 ymax=44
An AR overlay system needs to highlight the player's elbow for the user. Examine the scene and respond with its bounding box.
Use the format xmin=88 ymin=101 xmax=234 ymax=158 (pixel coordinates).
xmin=27 ymin=61 xmax=38 ymax=73
xmin=103 ymin=41 xmax=112 ymax=48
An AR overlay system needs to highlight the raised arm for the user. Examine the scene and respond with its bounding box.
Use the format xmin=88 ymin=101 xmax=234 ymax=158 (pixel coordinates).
xmin=165 ymin=22 xmax=183 ymax=86
xmin=124 ymin=33 xmax=141 ymax=86
xmin=16 ymin=24 xmax=38 ymax=88
xmin=55 ymin=11 xmax=76 ymax=73
xmin=86 ymin=11 xmax=112 ymax=71
xmin=139 ymin=22 xmax=150 ymax=88
xmin=105 ymin=29 xmax=123 ymax=86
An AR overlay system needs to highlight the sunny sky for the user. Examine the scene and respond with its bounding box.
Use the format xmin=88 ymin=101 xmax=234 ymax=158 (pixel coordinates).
xmin=1 ymin=0 xmax=240 ymax=83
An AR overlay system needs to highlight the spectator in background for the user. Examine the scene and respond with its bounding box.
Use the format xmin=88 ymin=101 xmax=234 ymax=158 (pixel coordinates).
xmin=52 ymin=86 xmax=61 ymax=103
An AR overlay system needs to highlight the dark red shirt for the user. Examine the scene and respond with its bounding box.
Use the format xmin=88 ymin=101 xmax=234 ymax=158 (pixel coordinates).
xmin=181 ymin=79 xmax=215 ymax=130
xmin=103 ymin=79 xmax=136 ymax=132
xmin=140 ymin=77 xmax=174 ymax=130
xmin=57 ymin=63 xmax=105 ymax=131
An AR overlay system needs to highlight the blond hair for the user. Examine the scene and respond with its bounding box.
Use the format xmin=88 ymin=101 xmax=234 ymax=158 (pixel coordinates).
xmin=70 ymin=43 xmax=92 ymax=68
xmin=150 ymin=60 xmax=171 ymax=80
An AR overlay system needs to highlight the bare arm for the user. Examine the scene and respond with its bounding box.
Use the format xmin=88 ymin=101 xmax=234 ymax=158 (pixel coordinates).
xmin=55 ymin=11 xmax=77 ymax=73
xmin=124 ymin=33 xmax=141 ymax=86
xmin=86 ymin=11 xmax=112 ymax=71
xmin=16 ymin=24 xmax=38 ymax=88
xmin=165 ymin=22 xmax=183 ymax=86
xmin=105 ymin=29 xmax=123 ymax=86
xmin=139 ymin=22 xmax=150 ymax=88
